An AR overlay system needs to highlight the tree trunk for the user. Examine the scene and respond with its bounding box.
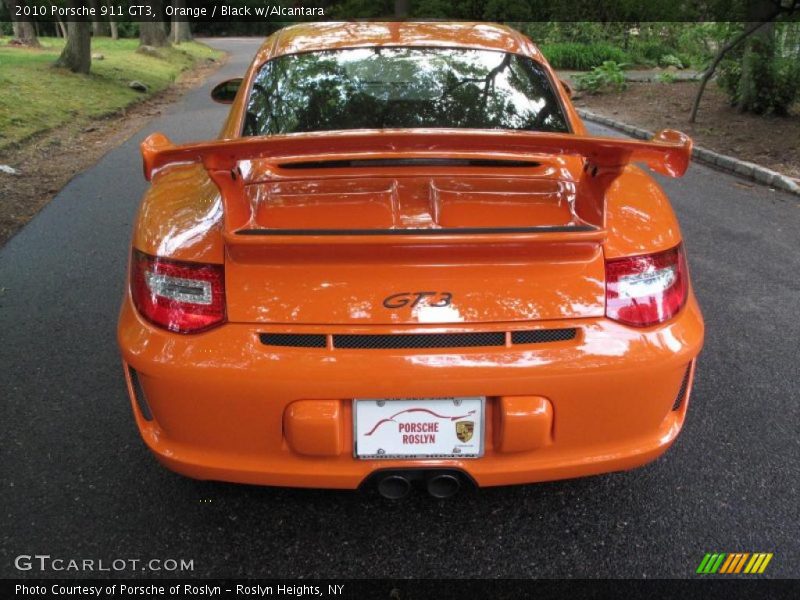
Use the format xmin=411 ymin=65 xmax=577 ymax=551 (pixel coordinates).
xmin=737 ymin=27 xmax=775 ymax=113
xmin=140 ymin=21 xmax=169 ymax=47
xmin=170 ymin=0 xmax=192 ymax=44
xmin=139 ymin=0 xmax=169 ymax=47
xmin=54 ymin=6 xmax=92 ymax=74
xmin=736 ymin=0 xmax=779 ymax=113
xmin=55 ymin=18 xmax=67 ymax=39
xmin=90 ymin=0 xmax=111 ymax=36
xmin=394 ymin=0 xmax=409 ymax=18
xmin=5 ymin=0 xmax=41 ymax=47
xmin=109 ymin=19 xmax=118 ymax=41
xmin=43 ymin=0 xmax=68 ymax=38
xmin=91 ymin=19 xmax=111 ymax=37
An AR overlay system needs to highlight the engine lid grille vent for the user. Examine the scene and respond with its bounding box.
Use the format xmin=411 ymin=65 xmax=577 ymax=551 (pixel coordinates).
xmin=260 ymin=328 xmax=577 ymax=350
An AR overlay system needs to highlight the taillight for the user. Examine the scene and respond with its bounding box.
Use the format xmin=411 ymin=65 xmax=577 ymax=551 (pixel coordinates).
xmin=130 ymin=250 xmax=225 ymax=333
xmin=605 ymin=244 xmax=688 ymax=327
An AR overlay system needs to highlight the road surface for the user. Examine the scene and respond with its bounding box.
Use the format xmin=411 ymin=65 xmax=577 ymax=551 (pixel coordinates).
xmin=1 ymin=38 xmax=798 ymax=579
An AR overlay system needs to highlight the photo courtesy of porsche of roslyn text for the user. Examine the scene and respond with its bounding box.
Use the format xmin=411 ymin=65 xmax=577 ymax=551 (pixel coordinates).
xmin=1 ymin=1 xmax=798 ymax=597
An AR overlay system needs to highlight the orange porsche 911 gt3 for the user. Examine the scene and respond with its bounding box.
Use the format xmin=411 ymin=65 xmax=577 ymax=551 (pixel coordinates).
xmin=118 ymin=22 xmax=704 ymax=498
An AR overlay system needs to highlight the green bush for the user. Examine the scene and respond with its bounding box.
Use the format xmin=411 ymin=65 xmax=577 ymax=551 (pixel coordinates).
xmin=676 ymin=24 xmax=717 ymax=65
xmin=657 ymin=72 xmax=677 ymax=84
xmin=719 ymin=55 xmax=800 ymax=115
xmin=574 ymin=61 xmax=627 ymax=94
xmin=676 ymin=52 xmax=699 ymax=69
xmin=717 ymin=59 xmax=742 ymax=103
xmin=630 ymin=40 xmax=674 ymax=63
xmin=540 ymin=42 xmax=629 ymax=71
xmin=659 ymin=54 xmax=684 ymax=69
xmin=771 ymin=60 xmax=800 ymax=116
xmin=117 ymin=21 xmax=140 ymax=38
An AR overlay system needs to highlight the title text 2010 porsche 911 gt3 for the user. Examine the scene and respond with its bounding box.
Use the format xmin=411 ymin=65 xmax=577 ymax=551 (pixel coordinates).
xmin=118 ymin=22 xmax=704 ymax=498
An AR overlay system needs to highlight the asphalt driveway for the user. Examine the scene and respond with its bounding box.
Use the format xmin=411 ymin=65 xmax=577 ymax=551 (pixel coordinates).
xmin=1 ymin=38 xmax=798 ymax=579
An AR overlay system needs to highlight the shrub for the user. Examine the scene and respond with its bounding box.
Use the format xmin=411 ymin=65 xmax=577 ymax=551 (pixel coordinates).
xmin=659 ymin=54 xmax=684 ymax=69
xmin=719 ymin=54 xmax=800 ymax=115
xmin=717 ymin=59 xmax=742 ymax=104
xmin=117 ymin=21 xmax=140 ymax=38
xmin=676 ymin=52 xmax=698 ymax=69
xmin=629 ymin=41 xmax=703 ymax=70
xmin=633 ymin=57 xmax=658 ymax=68
xmin=574 ymin=61 xmax=627 ymax=94
xmin=770 ymin=59 xmax=800 ymax=116
xmin=540 ymin=42 xmax=629 ymax=71
xmin=657 ymin=72 xmax=677 ymax=84
xmin=630 ymin=40 xmax=674 ymax=61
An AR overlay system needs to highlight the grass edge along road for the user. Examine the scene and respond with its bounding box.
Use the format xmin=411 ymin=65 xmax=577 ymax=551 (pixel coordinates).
xmin=0 ymin=37 xmax=223 ymax=152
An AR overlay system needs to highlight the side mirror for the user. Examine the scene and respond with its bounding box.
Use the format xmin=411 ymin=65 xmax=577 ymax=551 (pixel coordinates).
xmin=559 ymin=78 xmax=574 ymax=98
xmin=211 ymin=78 xmax=243 ymax=104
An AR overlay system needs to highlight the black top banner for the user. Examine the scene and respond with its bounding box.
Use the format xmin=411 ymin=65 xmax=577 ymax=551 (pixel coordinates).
xmin=3 ymin=0 xmax=800 ymax=23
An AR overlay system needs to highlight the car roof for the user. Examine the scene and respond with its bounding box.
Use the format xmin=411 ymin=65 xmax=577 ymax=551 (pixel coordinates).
xmin=254 ymin=21 xmax=543 ymax=64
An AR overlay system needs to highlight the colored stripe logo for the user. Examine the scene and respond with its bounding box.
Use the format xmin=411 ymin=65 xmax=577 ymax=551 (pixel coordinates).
xmin=697 ymin=553 xmax=773 ymax=574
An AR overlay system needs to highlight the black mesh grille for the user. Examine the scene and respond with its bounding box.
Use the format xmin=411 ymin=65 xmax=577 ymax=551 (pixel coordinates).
xmin=511 ymin=328 xmax=577 ymax=345
xmin=333 ymin=332 xmax=506 ymax=349
xmin=672 ymin=364 xmax=692 ymax=411
xmin=259 ymin=333 xmax=327 ymax=348
xmin=259 ymin=329 xmax=579 ymax=350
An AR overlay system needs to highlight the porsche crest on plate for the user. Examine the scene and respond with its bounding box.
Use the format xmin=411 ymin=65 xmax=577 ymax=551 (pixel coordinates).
xmin=456 ymin=421 xmax=474 ymax=443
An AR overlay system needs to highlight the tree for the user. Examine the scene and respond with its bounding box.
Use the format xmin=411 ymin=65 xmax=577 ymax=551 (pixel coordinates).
xmin=689 ymin=0 xmax=799 ymax=121
xmin=4 ymin=0 xmax=40 ymax=47
xmin=170 ymin=0 xmax=192 ymax=43
xmin=394 ymin=0 xmax=409 ymax=17
xmin=90 ymin=0 xmax=110 ymax=37
xmin=689 ymin=20 xmax=777 ymax=122
xmin=43 ymin=0 xmax=67 ymax=38
xmin=139 ymin=0 xmax=169 ymax=47
xmin=736 ymin=0 xmax=780 ymax=112
xmin=481 ymin=0 xmax=534 ymax=22
xmin=54 ymin=1 xmax=91 ymax=74
xmin=109 ymin=5 xmax=118 ymax=42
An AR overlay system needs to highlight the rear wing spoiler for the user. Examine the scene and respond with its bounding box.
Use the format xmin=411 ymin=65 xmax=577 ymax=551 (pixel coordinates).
xmin=140 ymin=129 xmax=691 ymax=246
xmin=142 ymin=128 xmax=692 ymax=181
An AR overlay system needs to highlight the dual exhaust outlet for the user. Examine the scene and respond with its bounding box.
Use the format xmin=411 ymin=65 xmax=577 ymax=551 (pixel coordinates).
xmin=369 ymin=469 xmax=473 ymax=499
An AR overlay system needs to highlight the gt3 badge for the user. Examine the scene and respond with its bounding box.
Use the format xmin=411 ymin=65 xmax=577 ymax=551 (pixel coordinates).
xmin=383 ymin=291 xmax=452 ymax=309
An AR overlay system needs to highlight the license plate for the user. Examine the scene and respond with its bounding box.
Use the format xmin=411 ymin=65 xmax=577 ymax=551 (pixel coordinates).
xmin=353 ymin=397 xmax=485 ymax=459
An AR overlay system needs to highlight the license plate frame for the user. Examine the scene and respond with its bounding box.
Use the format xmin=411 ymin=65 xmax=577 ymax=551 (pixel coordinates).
xmin=353 ymin=397 xmax=485 ymax=459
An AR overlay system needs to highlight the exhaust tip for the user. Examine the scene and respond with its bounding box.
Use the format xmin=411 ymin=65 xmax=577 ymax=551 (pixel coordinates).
xmin=377 ymin=474 xmax=412 ymax=500
xmin=426 ymin=473 xmax=461 ymax=499
xmin=361 ymin=469 xmax=475 ymax=499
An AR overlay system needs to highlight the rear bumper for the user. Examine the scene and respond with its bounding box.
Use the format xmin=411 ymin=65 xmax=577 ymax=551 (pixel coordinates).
xmin=118 ymin=294 xmax=704 ymax=489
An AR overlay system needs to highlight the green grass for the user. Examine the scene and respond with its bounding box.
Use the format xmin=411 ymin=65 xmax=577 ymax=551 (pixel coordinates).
xmin=0 ymin=37 xmax=223 ymax=150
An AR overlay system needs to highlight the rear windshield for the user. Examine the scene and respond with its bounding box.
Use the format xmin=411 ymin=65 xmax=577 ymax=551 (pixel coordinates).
xmin=243 ymin=47 xmax=569 ymax=136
